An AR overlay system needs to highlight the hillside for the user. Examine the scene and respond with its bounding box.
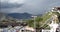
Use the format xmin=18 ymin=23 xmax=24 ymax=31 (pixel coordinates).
xmin=7 ymin=13 xmax=32 ymax=19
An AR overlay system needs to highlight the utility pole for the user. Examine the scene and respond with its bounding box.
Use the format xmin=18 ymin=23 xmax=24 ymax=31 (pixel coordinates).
xmin=32 ymin=16 xmax=37 ymax=32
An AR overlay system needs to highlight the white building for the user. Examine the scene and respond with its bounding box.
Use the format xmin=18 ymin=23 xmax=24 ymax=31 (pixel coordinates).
xmin=18 ymin=26 xmax=35 ymax=32
xmin=51 ymin=7 xmax=60 ymax=13
xmin=1 ymin=26 xmax=35 ymax=32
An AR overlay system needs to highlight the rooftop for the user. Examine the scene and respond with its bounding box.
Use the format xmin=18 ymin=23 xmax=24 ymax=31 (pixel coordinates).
xmin=52 ymin=7 xmax=60 ymax=11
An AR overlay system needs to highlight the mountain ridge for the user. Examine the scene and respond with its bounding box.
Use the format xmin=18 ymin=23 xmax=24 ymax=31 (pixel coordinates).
xmin=7 ymin=13 xmax=32 ymax=19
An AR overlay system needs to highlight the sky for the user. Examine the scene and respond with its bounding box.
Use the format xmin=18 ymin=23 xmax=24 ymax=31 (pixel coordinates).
xmin=0 ymin=0 xmax=60 ymax=14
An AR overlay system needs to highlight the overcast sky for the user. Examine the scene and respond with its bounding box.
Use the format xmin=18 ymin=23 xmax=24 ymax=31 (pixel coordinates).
xmin=0 ymin=0 xmax=60 ymax=14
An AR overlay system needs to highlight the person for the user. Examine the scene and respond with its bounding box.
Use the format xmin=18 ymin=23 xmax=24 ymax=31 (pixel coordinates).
xmin=56 ymin=28 xmax=59 ymax=32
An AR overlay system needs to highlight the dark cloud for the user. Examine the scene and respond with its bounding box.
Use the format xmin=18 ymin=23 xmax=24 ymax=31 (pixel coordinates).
xmin=0 ymin=0 xmax=60 ymax=14
xmin=0 ymin=2 xmax=23 ymax=8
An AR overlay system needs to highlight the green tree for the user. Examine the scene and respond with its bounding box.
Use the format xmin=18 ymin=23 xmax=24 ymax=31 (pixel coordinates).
xmin=26 ymin=17 xmax=43 ymax=32
xmin=35 ymin=17 xmax=43 ymax=32
xmin=26 ymin=19 xmax=34 ymax=27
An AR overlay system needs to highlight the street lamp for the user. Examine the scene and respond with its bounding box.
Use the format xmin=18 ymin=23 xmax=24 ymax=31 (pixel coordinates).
xmin=31 ymin=16 xmax=37 ymax=32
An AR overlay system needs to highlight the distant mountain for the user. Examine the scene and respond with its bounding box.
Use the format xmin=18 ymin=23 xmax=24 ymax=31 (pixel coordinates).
xmin=7 ymin=13 xmax=32 ymax=19
xmin=0 ymin=12 xmax=43 ymax=20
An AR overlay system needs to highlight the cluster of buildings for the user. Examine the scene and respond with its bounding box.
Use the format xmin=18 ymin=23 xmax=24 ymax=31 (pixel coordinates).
xmin=52 ymin=7 xmax=60 ymax=13
xmin=0 ymin=7 xmax=60 ymax=32
xmin=0 ymin=13 xmax=35 ymax=32
xmin=0 ymin=26 xmax=35 ymax=32
xmin=42 ymin=7 xmax=60 ymax=32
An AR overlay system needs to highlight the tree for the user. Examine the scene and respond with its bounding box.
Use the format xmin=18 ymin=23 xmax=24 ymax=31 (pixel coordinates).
xmin=26 ymin=17 xmax=43 ymax=32
xmin=26 ymin=19 xmax=34 ymax=27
